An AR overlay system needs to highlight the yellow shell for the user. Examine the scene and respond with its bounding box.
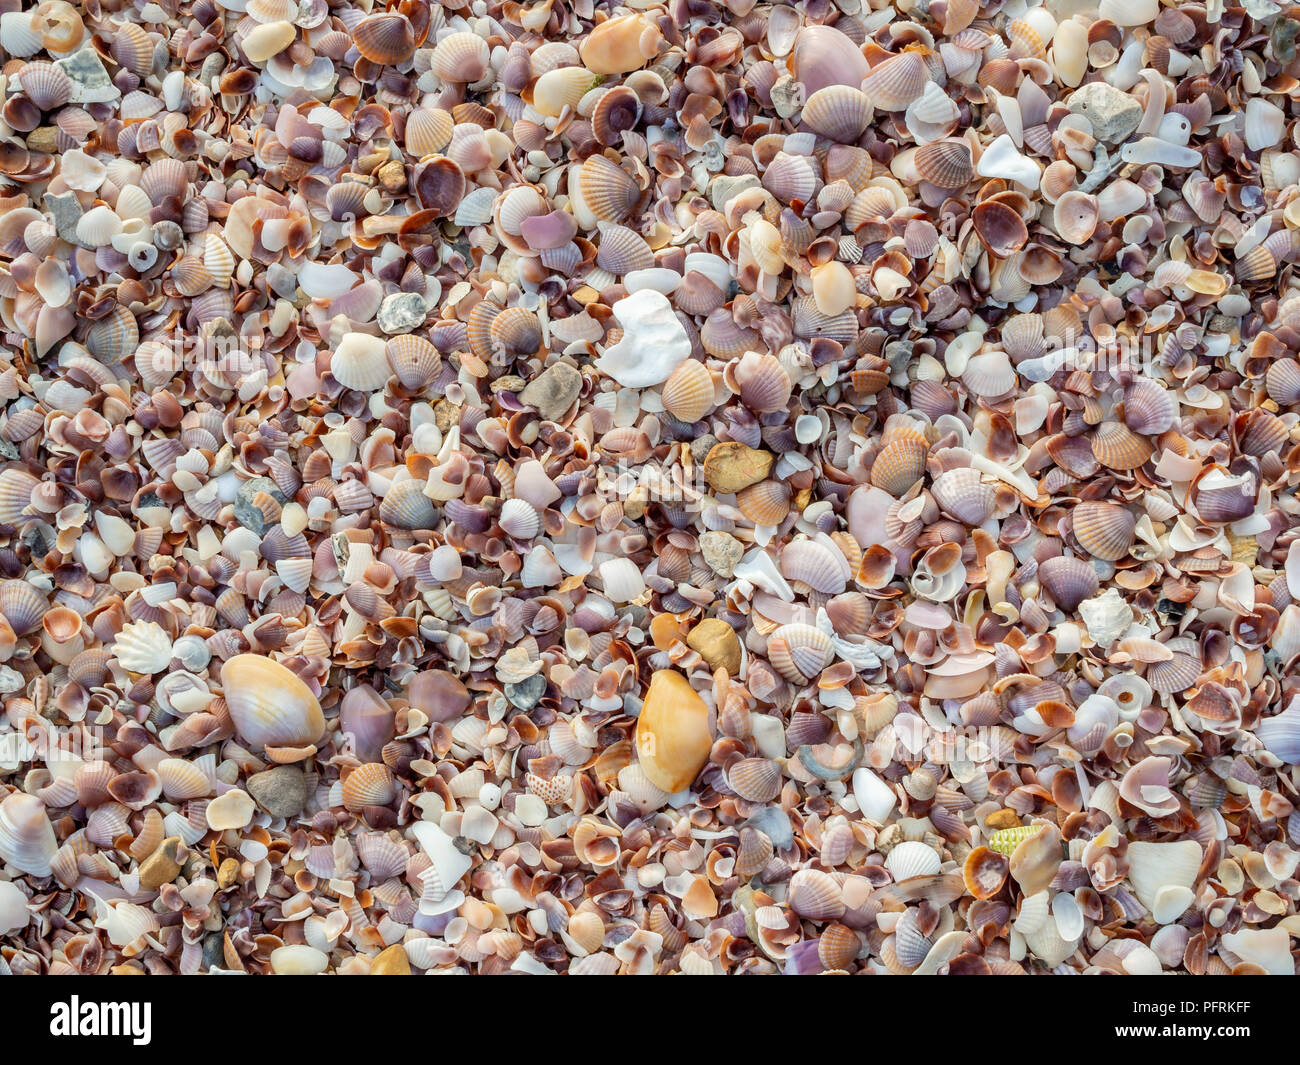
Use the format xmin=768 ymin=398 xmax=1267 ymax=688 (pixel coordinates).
xmin=661 ymin=359 xmax=715 ymax=423
xmin=634 ymin=669 xmax=713 ymax=794
xmin=579 ymin=13 xmax=662 ymax=75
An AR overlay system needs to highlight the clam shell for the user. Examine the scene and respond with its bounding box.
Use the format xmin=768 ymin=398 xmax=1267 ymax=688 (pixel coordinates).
xmin=736 ymin=480 xmax=792 ymax=526
xmin=1037 ymin=555 xmax=1099 ymax=611
xmin=780 ymin=538 xmax=849 ymax=594
xmin=1123 ymin=378 xmax=1177 ymax=435
xmin=386 ymin=335 xmax=442 ymax=390
xmin=19 ymin=60 xmax=72 ymax=110
xmin=157 ymin=758 xmax=213 ymax=800
xmin=914 ymin=137 xmax=974 ymax=188
xmin=635 ymin=669 xmax=713 ymax=794
xmin=595 ymin=222 xmax=654 ymax=275
xmin=0 ymin=579 xmax=48 ymax=634
xmin=221 ymin=654 xmax=325 ymax=751
xmin=763 ymin=151 xmax=820 ymax=206
xmin=931 ymin=467 xmax=995 ymax=525
xmin=870 ymin=435 xmax=928 ymax=496
xmin=884 ymin=840 xmax=942 ymax=881
xmin=112 ymin=619 xmax=174 ymax=674
xmin=404 ymin=107 xmax=454 ymax=156
xmin=1090 ymin=421 xmax=1153 ymax=470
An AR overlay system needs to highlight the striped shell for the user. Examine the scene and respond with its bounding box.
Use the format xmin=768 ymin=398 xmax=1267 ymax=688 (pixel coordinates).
xmin=660 ymin=360 xmax=715 ymax=423
xmin=767 ymin=623 xmax=834 ymax=682
xmin=1071 ymin=501 xmax=1136 ymax=561
xmin=862 ymin=51 xmax=929 ymax=110
xmin=354 ymin=12 xmax=416 ymax=65
xmin=802 ymin=85 xmax=873 ymax=143
xmin=379 ymin=479 xmax=437 ymax=530
xmin=727 ymin=758 xmax=782 ymax=803
xmin=579 ymin=154 xmax=641 ymax=223
xmin=341 ymin=763 xmax=398 ymax=811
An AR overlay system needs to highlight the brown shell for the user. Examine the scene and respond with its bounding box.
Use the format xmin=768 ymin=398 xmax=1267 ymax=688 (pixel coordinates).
xmin=1071 ymin=501 xmax=1136 ymax=562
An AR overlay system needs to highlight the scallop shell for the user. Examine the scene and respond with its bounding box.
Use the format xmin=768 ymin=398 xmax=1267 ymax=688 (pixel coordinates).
xmin=763 ymin=151 xmax=820 ymax=206
xmin=767 ymin=623 xmax=834 ymax=682
xmin=787 ymin=868 xmax=845 ymax=919
xmin=931 ymin=467 xmax=995 ymax=525
xmin=431 ymin=31 xmax=490 ymax=82
xmin=379 ymin=479 xmax=437 ymax=530
xmin=862 ymin=51 xmax=929 ymax=110
xmin=914 ymin=138 xmax=974 ymax=188
xmin=1071 ymin=501 xmax=1136 ymax=562
xmin=1123 ymin=378 xmax=1177 ymax=435
xmin=405 ymin=107 xmax=454 ymax=156
xmin=157 ymin=758 xmax=213 ymax=801
xmin=737 ymin=480 xmax=792 ymax=526
xmin=0 ymin=579 xmax=48 ymax=634
xmin=727 ymin=758 xmax=782 ymax=803
xmin=354 ymin=12 xmax=415 ymax=65
xmin=386 ymin=335 xmax=441 ymax=391
xmin=579 ymin=154 xmax=641 ymax=223
xmin=802 ymin=85 xmax=873 ymax=143
xmin=18 ymin=61 xmax=72 ymax=110
xmin=1265 ymin=358 xmax=1300 ymax=405
xmin=1090 ymin=421 xmax=1154 ymax=470
xmin=661 ymin=360 xmax=715 ymax=423
xmin=341 ymin=763 xmax=398 ymax=811
xmin=112 ymin=620 xmax=174 ymax=674
xmin=870 ymin=435 xmax=928 ymax=496
xmin=1037 ymin=555 xmax=1099 ymax=611
xmin=884 ymin=840 xmax=942 ymax=881
xmin=780 ymin=539 xmax=849 ymax=594
xmin=595 ymin=223 xmax=655 ymax=275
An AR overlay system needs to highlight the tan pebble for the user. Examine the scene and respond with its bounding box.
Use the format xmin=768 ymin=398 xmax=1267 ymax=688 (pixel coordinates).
xmin=703 ymin=441 xmax=775 ymax=494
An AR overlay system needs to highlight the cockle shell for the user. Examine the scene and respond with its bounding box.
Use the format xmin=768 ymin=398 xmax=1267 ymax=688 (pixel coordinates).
xmin=112 ymin=620 xmax=174 ymax=674
xmin=221 ymin=654 xmax=325 ymax=751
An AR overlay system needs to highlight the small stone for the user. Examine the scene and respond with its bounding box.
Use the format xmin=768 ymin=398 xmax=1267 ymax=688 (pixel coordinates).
xmin=505 ymin=674 xmax=547 ymax=710
xmin=138 ymin=837 xmax=185 ymax=891
xmin=377 ymin=291 xmax=428 ymax=334
xmin=234 ymin=476 xmax=286 ymax=535
xmin=699 ymin=531 xmax=743 ymax=578
xmin=770 ymin=74 xmax=804 ymax=119
xmin=376 ymin=160 xmax=407 ymax=193
xmin=519 ymin=361 xmax=583 ymax=422
xmin=44 ymin=191 xmax=86 ymax=248
xmin=689 ymin=434 xmax=717 ymax=464
xmin=703 ymin=441 xmax=775 ymax=494
xmin=433 ymin=399 xmax=461 ymax=433
xmin=56 ymin=48 xmax=119 ymax=104
xmin=370 ymin=943 xmax=412 ymax=975
xmin=1066 ymin=82 xmax=1143 ymax=144
xmin=686 ymin=618 xmax=742 ymax=674
xmin=247 ymin=765 xmax=308 ymax=818
xmin=216 ymin=857 xmax=240 ymax=888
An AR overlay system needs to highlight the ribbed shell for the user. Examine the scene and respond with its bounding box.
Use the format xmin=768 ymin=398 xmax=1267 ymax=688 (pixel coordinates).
xmin=660 ymin=360 xmax=715 ymax=423
xmin=379 ymin=480 xmax=437 ymax=530
xmin=802 ymin=85 xmax=873 ymax=143
xmin=354 ymin=12 xmax=416 ymax=65
xmin=1071 ymin=501 xmax=1136 ymax=562
xmin=727 ymin=758 xmax=782 ymax=802
xmin=767 ymin=623 xmax=834 ymax=682
xmin=862 ymin=51 xmax=929 ymax=110
xmin=341 ymin=763 xmax=397 ymax=811
xmin=579 ymin=154 xmax=641 ymax=223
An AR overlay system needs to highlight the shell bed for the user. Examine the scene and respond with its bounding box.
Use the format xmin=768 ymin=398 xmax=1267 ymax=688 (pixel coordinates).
xmin=0 ymin=0 xmax=1299 ymax=977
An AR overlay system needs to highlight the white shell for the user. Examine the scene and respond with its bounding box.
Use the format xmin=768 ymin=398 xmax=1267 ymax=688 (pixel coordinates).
xmin=411 ymin=820 xmax=473 ymax=907
xmin=331 ymin=332 xmax=391 ymax=391
xmin=0 ymin=793 xmax=58 ymax=877
xmin=594 ymin=289 xmax=691 ymax=387
xmin=851 ymin=767 xmax=897 ymax=822
xmin=1221 ymin=927 xmax=1295 ymax=975
xmin=1126 ymin=840 xmax=1201 ymax=921
xmin=112 ymin=619 xmax=175 ymax=674
xmin=599 ymin=557 xmax=645 ymax=603
xmin=883 ymin=840 xmax=941 ymax=881
xmin=0 ymin=880 xmax=29 ymax=933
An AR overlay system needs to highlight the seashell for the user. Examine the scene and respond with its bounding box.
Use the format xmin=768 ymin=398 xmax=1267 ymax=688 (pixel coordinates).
xmin=331 ymin=332 xmax=390 ymax=392
xmin=931 ymin=467 xmax=995 ymax=525
xmin=737 ymin=480 xmax=792 ymax=526
xmin=157 ymin=758 xmax=213 ymax=801
xmin=914 ymin=138 xmax=974 ymax=188
xmin=870 ymin=434 xmax=928 ymax=496
xmin=354 ymin=12 xmax=415 ymax=65
xmin=763 ymin=151 xmax=819 ymax=206
xmin=780 ymin=539 xmax=849 ymax=594
xmin=1053 ymin=190 xmax=1099 ymax=244
xmin=862 ymin=51 xmax=929 ymax=111
xmin=595 ymin=223 xmax=654 ymax=275
xmin=802 ymin=86 xmax=873 ymax=143
xmin=1090 ymin=421 xmax=1153 ymax=470
xmin=489 ymin=307 xmax=542 ymax=356
xmin=1007 ymin=821 xmax=1062 ymax=896
xmin=386 ymin=335 xmax=441 ymax=391
xmin=221 ymin=654 xmax=325 ymax=752
xmin=972 ymin=199 xmax=1028 ymax=257
xmin=341 ymin=763 xmax=397 ymax=811
xmin=431 ymin=31 xmax=490 ymax=83
xmin=84 ymin=305 xmax=139 ymax=364
xmin=1071 ymin=501 xmax=1136 ymax=562
xmin=1037 ymin=555 xmax=1099 ymax=612
xmin=792 ymin=25 xmax=869 ymax=95
xmin=1127 ymin=840 xmax=1201 ymax=923
xmin=1123 ymin=378 xmax=1177 ymax=435
xmin=1258 ymin=702 xmax=1300 ymax=764
xmin=885 ymin=840 xmax=942 ymax=881
xmin=0 ymin=579 xmax=48 ymax=634
xmin=112 ymin=620 xmax=174 ymax=674
xmin=661 ymin=360 xmax=715 ymax=423
xmin=379 ymin=479 xmax=437 ymax=530
xmin=727 ymin=758 xmax=782 ymax=803
xmin=635 ymin=669 xmax=713 ymax=794
xmin=404 ymin=108 xmax=454 ymax=156
xmin=767 ymin=623 xmax=834 ymax=682
xmin=962 ymin=846 xmax=1009 ymax=899
xmin=1265 ymin=359 xmax=1300 ymax=405
xmin=579 ymin=13 xmax=662 ymax=75
xmin=731 ymin=351 xmax=793 ymax=413
xmin=0 ymin=793 xmax=58 ymax=877
xmin=962 ymin=350 xmax=1017 ymax=397
xmin=499 ymin=498 xmax=541 ymax=540
xmin=787 ymin=868 xmax=845 ymax=919
xmin=579 ymin=154 xmax=641 ymax=223
xmin=19 ymin=61 xmax=72 ymax=110
xmin=592 ymin=86 xmax=643 ymax=146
